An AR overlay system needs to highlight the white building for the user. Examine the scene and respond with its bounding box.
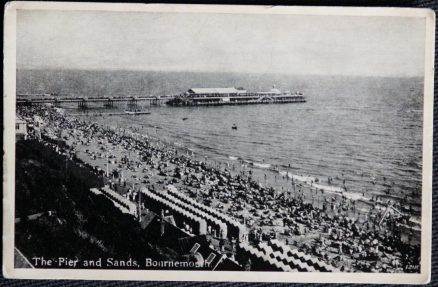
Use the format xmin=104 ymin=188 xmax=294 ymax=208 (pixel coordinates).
xmin=15 ymin=117 xmax=28 ymax=140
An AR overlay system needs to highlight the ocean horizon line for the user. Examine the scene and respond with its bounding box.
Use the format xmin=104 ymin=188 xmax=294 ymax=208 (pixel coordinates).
xmin=15 ymin=67 xmax=424 ymax=80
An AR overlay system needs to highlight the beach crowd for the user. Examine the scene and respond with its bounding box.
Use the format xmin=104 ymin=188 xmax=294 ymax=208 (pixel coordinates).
xmin=17 ymin=104 xmax=421 ymax=273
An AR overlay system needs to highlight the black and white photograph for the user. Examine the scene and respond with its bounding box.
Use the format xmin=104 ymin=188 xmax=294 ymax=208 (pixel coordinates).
xmin=3 ymin=2 xmax=434 ymax=284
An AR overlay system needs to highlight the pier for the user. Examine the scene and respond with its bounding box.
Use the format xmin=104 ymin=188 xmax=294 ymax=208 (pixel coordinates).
xmin=16 ymin=94 xmax=170 ymax=108
xmin=167 ymin=94 xmax=306 ymax=107
xmin=166 ymin=87 xmax=306 ymax=107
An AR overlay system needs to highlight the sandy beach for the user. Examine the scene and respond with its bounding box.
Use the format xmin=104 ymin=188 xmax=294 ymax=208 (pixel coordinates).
xmin=17 ymin=104 xmax=421 ymax=273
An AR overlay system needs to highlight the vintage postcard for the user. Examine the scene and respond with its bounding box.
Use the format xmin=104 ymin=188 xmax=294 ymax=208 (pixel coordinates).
xmin=3 ymin=1 xmax=434 ymax=284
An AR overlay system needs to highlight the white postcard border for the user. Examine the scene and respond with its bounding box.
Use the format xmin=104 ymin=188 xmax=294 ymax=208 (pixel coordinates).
xmin=3 ymin=2 xmax=435 ymax=284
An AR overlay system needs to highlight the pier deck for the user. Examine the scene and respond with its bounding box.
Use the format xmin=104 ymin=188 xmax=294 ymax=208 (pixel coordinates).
xmin=167 ymin=95 xmax=306 ymax=107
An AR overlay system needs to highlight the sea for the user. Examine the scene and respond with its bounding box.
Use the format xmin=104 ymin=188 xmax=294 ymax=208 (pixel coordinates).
xmin=17 ymin=69 xmax=424 ymax=209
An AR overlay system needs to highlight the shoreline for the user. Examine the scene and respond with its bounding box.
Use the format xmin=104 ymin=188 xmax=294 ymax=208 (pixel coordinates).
xmin=17 ymin=104 xmax=422 ymax=273
xmin=76 ymin=106 xmax=422 ymax=216
xmin=80 ymin=110 xmax=422 ymax=217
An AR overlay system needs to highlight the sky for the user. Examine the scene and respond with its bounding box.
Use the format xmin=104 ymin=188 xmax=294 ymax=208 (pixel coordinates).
xmin=16 ymin=9 xmax=426 ymax=77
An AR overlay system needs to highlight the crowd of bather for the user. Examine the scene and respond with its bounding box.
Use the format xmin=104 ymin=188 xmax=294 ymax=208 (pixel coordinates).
xmin=17 ymin=104 xmax=420 ymax=273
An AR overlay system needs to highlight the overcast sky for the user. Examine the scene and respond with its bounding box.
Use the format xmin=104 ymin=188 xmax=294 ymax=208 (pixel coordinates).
xmin=16 ymin=9 xmax=426 ymax=77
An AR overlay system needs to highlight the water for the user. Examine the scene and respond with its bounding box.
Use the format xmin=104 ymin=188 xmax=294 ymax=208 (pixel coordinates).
xmin=17 ymin=69 xmax=424 ymax=207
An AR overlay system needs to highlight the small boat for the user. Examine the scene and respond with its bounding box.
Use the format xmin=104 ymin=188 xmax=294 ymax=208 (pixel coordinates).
xmin=124 ymin=110 xmax=151 ymax=115
xmin=232 ymin=124 xmax=237 ymax=130
xmin=182 ymin=117 xmax=188 ymax=121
